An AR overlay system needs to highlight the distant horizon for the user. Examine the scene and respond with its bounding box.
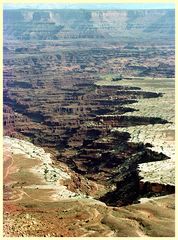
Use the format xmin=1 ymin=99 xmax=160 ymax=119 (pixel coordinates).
xmin=3 ymin=3 xmax=175 ymax=10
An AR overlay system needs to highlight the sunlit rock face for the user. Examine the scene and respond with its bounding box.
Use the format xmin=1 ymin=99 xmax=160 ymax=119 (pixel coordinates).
xmin=3 ymin=9 xmax=175 ymax=43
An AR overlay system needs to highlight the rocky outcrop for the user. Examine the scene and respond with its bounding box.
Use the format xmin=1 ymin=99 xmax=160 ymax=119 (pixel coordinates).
xmin=139 ymin=181 xmax=175 ymax=196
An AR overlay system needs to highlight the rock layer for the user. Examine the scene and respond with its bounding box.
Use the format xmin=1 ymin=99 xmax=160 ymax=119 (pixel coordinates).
xmin=3 ymin=8 xmax=175 ymax=237
xmin=4 ymin=9 xmax=175 ymax=44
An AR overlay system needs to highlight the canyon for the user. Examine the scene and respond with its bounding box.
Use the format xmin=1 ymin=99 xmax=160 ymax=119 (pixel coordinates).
xmin=3 ymin=8 xmax=175 ymax=237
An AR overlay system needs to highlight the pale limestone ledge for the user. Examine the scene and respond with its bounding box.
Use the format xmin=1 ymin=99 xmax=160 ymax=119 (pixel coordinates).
xmin=138 ymin=159 xmax=175 ymax=186
xmin=3 ymin=136 xmax=87 ymax=200
xmin=97 ymin=78 xmax=175 ymax=186
xmin=4 ymin=136 xmax=70 ymax=180
xmin=112 ymin=125 xmax=175 ymax=186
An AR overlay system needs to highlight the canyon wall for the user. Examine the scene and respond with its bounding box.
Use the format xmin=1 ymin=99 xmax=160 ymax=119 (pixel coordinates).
xmin=3 ymin=9 xmax=175 ymax=206
xmin=4 ymin=9 xmax=175 ymax=44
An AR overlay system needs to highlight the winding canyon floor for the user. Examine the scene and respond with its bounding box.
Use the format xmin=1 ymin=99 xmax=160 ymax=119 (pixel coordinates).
xmin=3 ymin=77 xmax=175 ymax=237
xmin=3 ymin=137 xmax=175 ymax=237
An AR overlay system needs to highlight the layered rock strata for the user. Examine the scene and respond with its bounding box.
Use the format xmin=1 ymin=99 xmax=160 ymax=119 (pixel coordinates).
xmin=3 ymin=9 xmax=175 ymax=207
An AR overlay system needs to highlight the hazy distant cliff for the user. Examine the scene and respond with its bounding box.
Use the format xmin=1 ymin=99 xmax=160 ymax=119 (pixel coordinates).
xmin=3 ymin=9 xmax=175 ymax=43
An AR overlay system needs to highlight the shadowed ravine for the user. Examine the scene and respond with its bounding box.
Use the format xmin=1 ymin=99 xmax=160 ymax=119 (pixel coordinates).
xmin=3 ymin=8 xmax=175 ymax=237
